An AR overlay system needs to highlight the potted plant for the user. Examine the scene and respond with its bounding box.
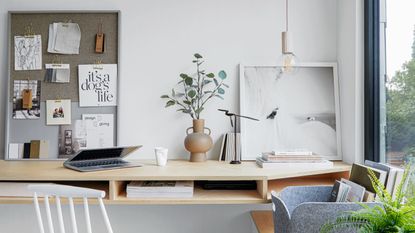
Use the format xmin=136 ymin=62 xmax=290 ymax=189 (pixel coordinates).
xmin=161 ymin=53 xmax=228 ymax=162
xmin=320 ymin=165 xmax=415 ymax=233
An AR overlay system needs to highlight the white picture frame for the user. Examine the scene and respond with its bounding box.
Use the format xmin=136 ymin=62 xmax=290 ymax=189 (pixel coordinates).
xmin=239 ymin=62 xmax=342 ymax=160
xmin=46 ymin=99 xmax=71 ymax=125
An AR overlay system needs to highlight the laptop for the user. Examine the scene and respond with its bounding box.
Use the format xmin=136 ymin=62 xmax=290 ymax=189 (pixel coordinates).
xmin=63 ymin=146 xmax=142 ymax=172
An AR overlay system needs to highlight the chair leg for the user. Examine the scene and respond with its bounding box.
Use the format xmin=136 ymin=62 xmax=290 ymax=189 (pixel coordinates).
xmin=68 ymin=197 xmax=78 ymax=233
xmin=98 ymin=198 xmax=114 ymax=233
xmin=33 ymin=192 xmax=45 ymax=233
xmin=56 ymin=196 xmax=66 ymax=233
xmin=83 ymin=197 xmax=92 ymax=233
xmin=44 ymin=195 xmax=55 ymax=233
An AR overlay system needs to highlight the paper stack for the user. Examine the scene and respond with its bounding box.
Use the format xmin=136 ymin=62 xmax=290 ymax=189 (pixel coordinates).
xmin=48 ymin=22 xmax=81 ymax=54
xmin=256 ymin=151 xmax=333 ymax=169
xmin=126 ymin=181 xmax=194 ymax=198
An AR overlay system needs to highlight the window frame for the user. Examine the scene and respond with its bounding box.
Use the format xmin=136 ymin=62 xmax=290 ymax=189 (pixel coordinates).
xmin=364 ymin=0 xmax=381 ymax=162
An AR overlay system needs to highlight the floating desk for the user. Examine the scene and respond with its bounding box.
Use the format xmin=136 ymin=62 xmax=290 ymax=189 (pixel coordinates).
xmin=0 ymin=160 xmax=350 ymax=205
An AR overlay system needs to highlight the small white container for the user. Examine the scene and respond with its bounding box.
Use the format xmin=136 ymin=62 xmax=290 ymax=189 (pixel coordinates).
xmin=154 ymin=147 xmax=168 ymax=166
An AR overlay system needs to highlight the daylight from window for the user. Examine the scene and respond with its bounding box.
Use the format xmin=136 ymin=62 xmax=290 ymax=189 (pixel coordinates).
xmin=385 ymin=0 xmax=415 ymax=165
xmin=384 ymin=0 xmax=415 ymax=197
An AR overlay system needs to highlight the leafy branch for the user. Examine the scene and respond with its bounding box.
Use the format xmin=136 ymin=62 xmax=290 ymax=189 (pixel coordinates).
xmin=320 ymin=164 xmax=415 ymax=233
xmin=161 ymin=53 xmax=228 ymax=119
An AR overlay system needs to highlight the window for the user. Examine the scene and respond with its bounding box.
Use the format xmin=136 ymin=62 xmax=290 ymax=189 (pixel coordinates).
xmin=380 ymin=0 xmax=415 ymax=166
xmin=369 ymin=0 xmax=415 ymax=198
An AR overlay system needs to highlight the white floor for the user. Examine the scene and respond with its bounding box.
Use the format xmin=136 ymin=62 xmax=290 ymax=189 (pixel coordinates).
xmin=0 ymin=204 xmax=270 ymax=233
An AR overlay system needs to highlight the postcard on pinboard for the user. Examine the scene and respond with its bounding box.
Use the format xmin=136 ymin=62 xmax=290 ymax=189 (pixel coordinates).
xmin=14 ymin=35 xmax=42 ymax=71
xmin=44 ymin=64 xmax=70 ymax=83
xmin=12 ymin=80 xmax=41 ymax=120
xmin=46 ymin=99 xmax=71 ymax=125
xmin=58 ymin=120 xmax=88 ymax=158
xmin=82 ymin=114 xmax=114 ymax=148
xmin=78 ymin=64 xmax=118 ymax=107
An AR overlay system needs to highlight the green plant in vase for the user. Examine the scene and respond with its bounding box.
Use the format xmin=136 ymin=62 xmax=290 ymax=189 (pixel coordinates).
xmin=161 ymin=53 xmax=228 ymax=162
xmin=320 ymin=164 xmax=415 ymax=233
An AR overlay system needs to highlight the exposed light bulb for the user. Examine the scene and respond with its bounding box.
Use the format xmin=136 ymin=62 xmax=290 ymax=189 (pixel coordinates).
xmin=277 ymin=0 xmax=300 ymax=75
xmin=279 ymin=52 xmax=299 ymax=73
xmin=277 ymin=31 xmax=299 ymax=74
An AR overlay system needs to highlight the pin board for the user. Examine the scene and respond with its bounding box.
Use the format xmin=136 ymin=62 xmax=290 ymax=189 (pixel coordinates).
xmin=5 ymin=11 xmax=120 ymax=160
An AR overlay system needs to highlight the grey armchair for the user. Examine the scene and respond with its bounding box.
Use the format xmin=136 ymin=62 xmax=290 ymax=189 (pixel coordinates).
xmin=271 ymin=186 xmax=377 ymax=233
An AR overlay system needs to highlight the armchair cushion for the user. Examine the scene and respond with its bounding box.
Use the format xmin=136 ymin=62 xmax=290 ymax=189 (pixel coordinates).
xmin=271 ymin=186 xmax=381 ymax=233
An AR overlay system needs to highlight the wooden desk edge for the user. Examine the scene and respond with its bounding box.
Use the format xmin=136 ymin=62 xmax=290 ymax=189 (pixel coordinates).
xmin=251 ymin=210 xmax=274 ymax=233
xmin=0 ymin=160 xmax=350 ymax=205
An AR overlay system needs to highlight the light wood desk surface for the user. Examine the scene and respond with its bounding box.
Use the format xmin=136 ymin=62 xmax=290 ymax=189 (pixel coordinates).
xmin=0 ymin=160 xmax=350 ymax=205
xmin=0 ymin=160 xmax=350 ymax=181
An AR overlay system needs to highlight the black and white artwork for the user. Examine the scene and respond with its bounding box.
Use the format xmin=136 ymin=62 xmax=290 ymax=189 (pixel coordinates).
xmin=58 ymin=120 xmax=88 ymax=158
xmin=14 ymin=35 xmax=42 ymax=70
xmin=12 ymin=80 xmax=41 ymax=119
xmin=78 ymin=64 xmax=118 ymax=107
xmin=240 ymin=63 xmax=341 ymax=160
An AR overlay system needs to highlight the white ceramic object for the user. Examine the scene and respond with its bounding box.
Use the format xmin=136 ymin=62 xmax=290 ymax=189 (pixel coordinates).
xmin=155 ymin=147 xmax=168 ymax=166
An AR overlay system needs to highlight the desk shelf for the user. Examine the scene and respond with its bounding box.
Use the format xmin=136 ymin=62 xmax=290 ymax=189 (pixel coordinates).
xmin=113 ymin=187 xmax=265 ymax=205
xmin=108 ymin=180 xmax=266 ymax=205
xmin=0 ymin=160 xmax=351 ymax=205
xmin=266 ymin=171 xmax=349 ymax=200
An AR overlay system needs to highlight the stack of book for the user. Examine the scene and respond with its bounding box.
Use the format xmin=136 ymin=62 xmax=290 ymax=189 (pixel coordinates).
xmin=126 ymin=181 xmax=194 ymax=198
xmin=256 ymin=150 xmax=334 ymax=169
xmin=329 ymin=161 xmax=406 ymax=203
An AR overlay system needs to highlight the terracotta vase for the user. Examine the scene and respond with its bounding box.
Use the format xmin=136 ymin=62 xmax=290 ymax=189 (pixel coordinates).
xmin=184 ymin=119 xmax=213 ymax=162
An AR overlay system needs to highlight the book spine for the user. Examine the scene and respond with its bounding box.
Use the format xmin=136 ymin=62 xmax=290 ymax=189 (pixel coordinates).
xmin=30 ymin=140 xmax=40 ymax=159
xmin=8 ymin=144 xmax=19 ymax=159
xmin=39 ymin=140 xmax=49 ymax=159
xmin=23 ymin=143 xmax=31 ymax=159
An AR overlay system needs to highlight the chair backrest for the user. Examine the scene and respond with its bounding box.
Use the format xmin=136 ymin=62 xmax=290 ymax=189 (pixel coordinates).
xmin=28 ymin=184 xmax=114 ymax=233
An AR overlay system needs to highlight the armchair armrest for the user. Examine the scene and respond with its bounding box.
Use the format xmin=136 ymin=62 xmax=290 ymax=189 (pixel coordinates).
xmin=290 ymin=202 xmax=381 ymax=233
xmin=278 ymin=186 xmax=333 ymax=214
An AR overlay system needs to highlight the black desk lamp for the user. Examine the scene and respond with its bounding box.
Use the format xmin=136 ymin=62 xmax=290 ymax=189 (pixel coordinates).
xmin=218 ymin=109 xmax=259 ymax=164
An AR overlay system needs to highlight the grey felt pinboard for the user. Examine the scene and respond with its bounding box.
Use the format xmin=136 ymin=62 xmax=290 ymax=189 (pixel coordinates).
xmin=5 ymin=11 xmax=120 ymax=160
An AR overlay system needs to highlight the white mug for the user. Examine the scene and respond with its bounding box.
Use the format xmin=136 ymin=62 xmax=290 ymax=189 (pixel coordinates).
xmin=155 ymin=147 xmax=168 ymax=166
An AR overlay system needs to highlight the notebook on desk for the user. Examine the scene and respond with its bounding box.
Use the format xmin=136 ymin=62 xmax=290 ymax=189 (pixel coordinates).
xmin=63 ymin=146 xmax=142 ymax=172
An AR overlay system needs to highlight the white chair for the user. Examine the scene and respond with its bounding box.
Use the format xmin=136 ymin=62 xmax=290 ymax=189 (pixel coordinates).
xmin=28 ymin=184 xmax=114 ymax=233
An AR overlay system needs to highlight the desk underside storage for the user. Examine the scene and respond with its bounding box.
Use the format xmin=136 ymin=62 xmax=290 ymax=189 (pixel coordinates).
xmin=0 ymin=160 xmax=350 ymax=205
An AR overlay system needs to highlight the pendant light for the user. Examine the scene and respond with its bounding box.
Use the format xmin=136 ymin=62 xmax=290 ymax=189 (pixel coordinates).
xmin=278 ymin=0 xmax=299 ymax=74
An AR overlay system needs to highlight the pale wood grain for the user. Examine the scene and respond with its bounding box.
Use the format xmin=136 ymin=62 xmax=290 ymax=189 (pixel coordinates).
xmin=251 ymin=211 xmax=274 ymax=233
xmin=0 ymin=160 xmax=350 ymax=181
xmin=0 ymin=160 xmax=351 ymax=204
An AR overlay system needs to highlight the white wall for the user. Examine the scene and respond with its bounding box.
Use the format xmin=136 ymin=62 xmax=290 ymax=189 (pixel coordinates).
xmin=0 ymin=0 xmax=363 ymax=232
xmin=337 ymin=0 xmax=365 ymax=164
xmin=0 ymin=0 xmax=338 ymax=160
xmin=117 ymin=0 xmax=338 ymax=160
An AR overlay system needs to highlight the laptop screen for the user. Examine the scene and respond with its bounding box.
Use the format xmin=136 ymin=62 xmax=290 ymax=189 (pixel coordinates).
xmin=69 ymin=146 xmax=140 ymax=161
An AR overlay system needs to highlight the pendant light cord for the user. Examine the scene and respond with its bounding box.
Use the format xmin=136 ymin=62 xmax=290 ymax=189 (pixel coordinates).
xmin=286 ymin=0 xmax=289 ymax=32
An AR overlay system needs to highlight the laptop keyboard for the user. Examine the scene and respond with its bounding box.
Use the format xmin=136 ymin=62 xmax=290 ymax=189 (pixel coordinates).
xmin=71 ymin=160 xmax=128 ymax=168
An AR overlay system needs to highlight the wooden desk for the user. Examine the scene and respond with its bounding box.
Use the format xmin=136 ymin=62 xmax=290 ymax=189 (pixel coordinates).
xmin=251 ymin=211 xmax=274 ymax=233
xmin=0 ymin=160 xmax=350 ymax=205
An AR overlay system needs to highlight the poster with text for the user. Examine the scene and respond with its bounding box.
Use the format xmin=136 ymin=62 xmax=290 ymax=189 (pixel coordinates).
xmin=78 ymin=64 xmax=118 ymax=107
xmin=82 ymin=114 xmax=114 ymax=148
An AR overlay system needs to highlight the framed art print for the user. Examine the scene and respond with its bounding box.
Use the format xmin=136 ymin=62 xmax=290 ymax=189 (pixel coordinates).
xmin=239 ymin=63 xmax=342 ymax=160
